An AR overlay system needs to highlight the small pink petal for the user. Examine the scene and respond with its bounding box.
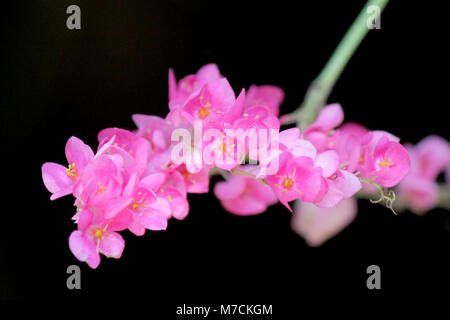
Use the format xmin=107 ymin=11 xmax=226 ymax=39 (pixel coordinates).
xmin=42 ymin=162 xmax=73 ymax=200
xmin=99 ymin=231 xmax=125 ymax=259
xmin=69 ymin=231 xmax=100 ymax=269
xmin=314 ymin=150 xmax=339 ymax=177
xmin=65 ymin=136 xmax=94 ymax=171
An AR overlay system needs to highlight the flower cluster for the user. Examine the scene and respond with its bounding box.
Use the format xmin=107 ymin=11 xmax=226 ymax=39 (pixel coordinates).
xmin=291 ymin=135 xmax=450 ymax=246
xmin=42 ymin=63 xmax=411 ymax=267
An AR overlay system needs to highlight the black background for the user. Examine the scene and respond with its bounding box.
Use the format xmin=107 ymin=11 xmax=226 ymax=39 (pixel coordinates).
xmin=1 ymin=0 xmax=449 ymax=309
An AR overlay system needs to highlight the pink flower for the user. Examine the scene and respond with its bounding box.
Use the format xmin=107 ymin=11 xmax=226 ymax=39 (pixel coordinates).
xmin=117 ymin=172 xmax=170 ymax=236
xmin=335 ymin=122 xmax=368 ymax=173
xmin=397 ymin=174 xmax=440 ymax=214
xmin=244 ymin=84 xmax=285 ymax=117
xmin=69 ymin=209 xmax=129 ymax=269
xmin=181 ymin=78 xmax=238 ymax=130
xmin=97 ymin=128 xmax=151 ymax=177
xmin=158 ymin=185 xmax=190 ymax=220
xmin=291 ymin=197 xmax=357 ymax=247
xmin=169 ymin=63 xmax=222 ymax=110
xmin=267 ymin=131 xmax=361 ymax=209
xmin=360 ymin=134 xmax=410 ymax=188
xmin=132 ymin=114 xmax=174 ymax=154
xmin=42 ymin=136 xmax=94 ymax=200
xmin=214 ymin=174 xmax=278 ymax=216
xmin=278 ymin=128 xmax=317 ymax=159
xmin=410 ymin=135 xmax=450 ymax=180
xmin=266 ymin=152 xmax=327 ymax=210
xmin=303 ymin=103 xmax=344 ymax=152
xmin=396 ymin=135 xmax=450 ymax=214
xmin=315 ymin=168 xmax=361 ymax=208
xmin=174 ymin=164 xmax=210 ymax=194
xmin=233 ymin=106 xmax=280 ymax=132
xmin=74 ymin=154 xmax=125 ymax=211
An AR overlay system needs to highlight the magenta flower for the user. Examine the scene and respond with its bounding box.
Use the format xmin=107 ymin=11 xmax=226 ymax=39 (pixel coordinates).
xmin=214 ymin=174 xmax=278 ymax=216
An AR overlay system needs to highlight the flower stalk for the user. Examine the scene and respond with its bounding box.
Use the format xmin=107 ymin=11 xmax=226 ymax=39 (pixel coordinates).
xmin=284 ymin=0 xmax=390 ymax=130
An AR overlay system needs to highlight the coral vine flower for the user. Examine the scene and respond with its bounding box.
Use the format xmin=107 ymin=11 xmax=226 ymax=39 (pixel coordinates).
xmin=169 ymin=63 xmax=222 ymax=110
xmin=266 ymin=152 xmax=326 ymax=210
xmin=181 ymin=78 xmax=237 ymax=129
xmin=244 ymin=84 xmax=285 ymax=117
xmin=42 ymin=136 xmax=94 ymax=200
xmin=359 ymin=133 xmax=410 ymax=188
xmin=69 ymin=209 xmax=128 ymax=269
xmin=396 ymin=136 xmax=450 ymax=214
xmin=304 ymin=103 xmax=344 ymax=152
xmin=214 ymin=173 xmax=278 ymax=215
xmin=118 ymin=172 xmax=170 ymax=236
xmin=132 ymin=114 xmax=174 ymax=153
xmin=98 ymin=128 xmax=151 ymax=177
xmin=291 ymin=197 xmax=357 ymax=247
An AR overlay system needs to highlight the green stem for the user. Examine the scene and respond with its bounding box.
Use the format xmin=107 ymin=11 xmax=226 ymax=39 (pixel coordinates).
xmin=284 ymin=0 xmax=389 ymax=130
xmin=437 ymin=184 xmax=450 ymax=211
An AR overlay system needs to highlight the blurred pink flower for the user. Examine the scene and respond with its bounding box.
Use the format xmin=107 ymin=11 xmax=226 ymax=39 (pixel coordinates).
xmin=291 ymin=197 xmax=357 ymax=246
xmin=396 ymin=135 xmax=450 ymax=214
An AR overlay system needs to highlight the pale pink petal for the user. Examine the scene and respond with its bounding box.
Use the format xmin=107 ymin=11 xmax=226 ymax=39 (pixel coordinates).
xmin=224 ymin=89 xmax=245 ymax=124
xmin=339 ymin=122 xmax=369 ymax=139
xmin=314 ymin=103 xmax=344 ymax=131
xmin=159 ymin=188 xmax=189 ymax=220
xmin=65 ymin=136 xmax=94 ymax=171
xmin=196 ymin=63 xmax=221 ymax=83
xmin=315 ymin=180 xmax=344 ymax=208
xmin=398 ymin=174 xmax=440 ymax=214
xmin=168 ymin=68 xmax=177 ymax=102
xmin=339 ymin=170 xmax=362 ymax=198
xmin=140 ymin=172 xmax=166 ymax=191
xmin=141 ymin=209 xmax=168 ymax=231
xmin=291 ymin=197 xmax=357 ymax=247
xmin=99 ymin=231 xmax=125 ymax=259
xmin=77 ymin=209 xmax=93 ymax=232
xmin=219 ymin=197 xmax=268 ymax=216
xmin=214 ymin=175 xmax=246 ymax=201
xmin=314 ymin=150 xmax=339 ymax=177
xmin=148 ymin=197 xmax=172 ymax=219
xmin=415 ymin=135 xmax=450 ymax=180
xmin=245 ymin=85 xmax=284 ymax=117
xmin=42 ymin=162 xmax=73 ymax=200
xmin=69 ymin=230 xmax=100 ymax=269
